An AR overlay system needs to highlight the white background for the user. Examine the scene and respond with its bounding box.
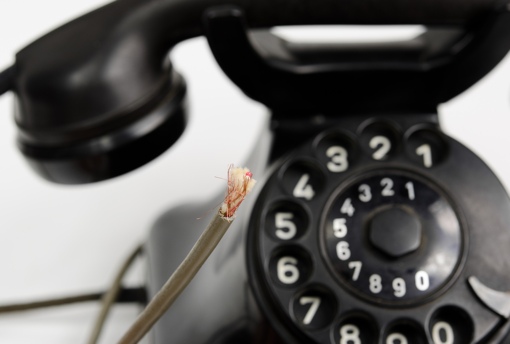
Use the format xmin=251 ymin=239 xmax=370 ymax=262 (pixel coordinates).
xmin=0 ymin=1 xmax=509 ymax=343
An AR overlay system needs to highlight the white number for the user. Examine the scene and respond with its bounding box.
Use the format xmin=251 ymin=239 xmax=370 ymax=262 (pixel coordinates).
xmin=381 ymin=178 xmax=395 ymax=196
xmin=415 ymin=270 xmax=430 ymax=291
xmin=275 ymin=213 xmax=297 ymax=240
xmin=340 ymin=324 xmax=361 ymax=344
xmin=336 ymin=241 xmax=351 ymax=261
xmin=333 ymin=218 xmax=348 ymax=238
xmin=293 ymin=174 xmax=315 ymax=200
xmin=386 ymin=333 xmax=408 ymax=344
xmin=432 ymin=321 xmax=454 ymax=344
xmin=369 ymin=274 xmax=382 ymax=294
xmin=348 ymin=261 xmax=362 ymax=281
xmin=416 ymin=144 xmax=433 ymax=168
xmin=277 ymin=257 xmax=299 ymax=284
xmin=370 ymin=135 xmax=391 ymax=160
xmin=405 ymin=182 xmax=415 ymax=200
xmin=392 ymin=278 xmax=406 ymax=297
xmin=358 ymin=184 xmax=372 ymax=203
xmin=326 ymin=146 xmax=349 ymax=172
xmin=299 ymin=296 xmax=321 ymax=325
xmin=341 ymin=198 xmax=355 ymax=217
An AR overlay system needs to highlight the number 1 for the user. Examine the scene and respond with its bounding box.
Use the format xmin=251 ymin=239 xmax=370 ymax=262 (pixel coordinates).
xmin=416 ymin=144 xmax=433 ymax=168
xmin=405 ymin=182 xmax=415 ymax=200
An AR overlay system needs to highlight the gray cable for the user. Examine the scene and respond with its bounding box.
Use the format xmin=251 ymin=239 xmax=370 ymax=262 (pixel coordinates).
xmin=0 ymin=293 xmax=102 ymax=314
xmin=87 ymin=245 xmax=144 ymax=344
xmin=117 ymin=214 xmax=231 ymax=344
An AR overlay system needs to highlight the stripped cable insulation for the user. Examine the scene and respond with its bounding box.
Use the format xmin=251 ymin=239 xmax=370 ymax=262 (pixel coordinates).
xmin=117 ymin=166 xmax=256 ymax=344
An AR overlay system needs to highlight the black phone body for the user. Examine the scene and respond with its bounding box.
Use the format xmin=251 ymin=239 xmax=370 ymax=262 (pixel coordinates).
xmin=146 ymin=113 xmax=510 ymax=344
xmin=145 ymin=3 xmax=510 ymax=343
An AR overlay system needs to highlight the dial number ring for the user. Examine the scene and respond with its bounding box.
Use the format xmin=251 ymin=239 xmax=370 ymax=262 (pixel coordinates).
xmin=322 ymin=170 xmax=463 ymax=304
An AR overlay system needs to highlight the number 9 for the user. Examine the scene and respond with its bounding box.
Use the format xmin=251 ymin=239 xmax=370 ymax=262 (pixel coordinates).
xmin=386 ymin=333 xmax=408 ymax=344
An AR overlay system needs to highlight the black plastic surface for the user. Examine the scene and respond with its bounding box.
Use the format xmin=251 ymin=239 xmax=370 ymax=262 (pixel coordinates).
xmin=15 ymin=0 xmax=504 ymax=141
xmin=7 ymin=0 xmax=509 ymax=184
xmin=145 ymin=112 xmax=510 ymax=344
xmin=17 ymin=73 xmax=187 ymax=184
xmin=369 ymin=207 xmax=422 ymax=258
xmin=204 ymin=5 xmax=510 ymax=115
xmin=247 ymin=115 xmax=510 ymax=343
xmin=322 ymin=171 xmax=462 ymax=305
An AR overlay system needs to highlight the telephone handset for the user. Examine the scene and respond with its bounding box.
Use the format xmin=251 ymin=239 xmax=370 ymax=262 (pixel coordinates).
xmin=3 ymin=0 xmax=510 ymax=343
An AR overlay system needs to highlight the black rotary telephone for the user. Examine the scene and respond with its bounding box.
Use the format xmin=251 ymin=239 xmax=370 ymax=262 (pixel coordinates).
xmin=2 ymin=0 xmax=510 ymax=343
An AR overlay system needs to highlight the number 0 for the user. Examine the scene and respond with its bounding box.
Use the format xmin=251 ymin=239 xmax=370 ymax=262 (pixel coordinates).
xmin=432 ymin=321 xmax=454 ymax=344
xmin=415 ymin=270 xmax=430 ymax=291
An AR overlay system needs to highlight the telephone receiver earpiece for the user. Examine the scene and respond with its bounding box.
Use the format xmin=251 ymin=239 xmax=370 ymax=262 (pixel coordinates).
xmin=5 ymin=0 xmax=507 ymax=183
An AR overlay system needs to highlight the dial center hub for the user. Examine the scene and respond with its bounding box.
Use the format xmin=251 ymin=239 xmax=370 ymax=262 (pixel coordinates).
xmin=369 ymin=207 xmax=422 ymax=258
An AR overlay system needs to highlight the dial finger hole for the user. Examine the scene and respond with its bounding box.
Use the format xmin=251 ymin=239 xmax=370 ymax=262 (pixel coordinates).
xmin=384 ymin=319 xmax=427 ymax=344
xmin=280 ymin=160 xmax=326 ymax=202
xmin=429 ymin=306 xmax=474 ymax=344
xmin=313 ymin=130 xmax=357 ymax=174
xmin=358 ymin=120 xmax=400 ymax=161
xmin=265 ymin=200 xmax=310 ymax=241
xmin=333 ymin=312 xmax=378 ymax=344
xmin=269 ymin=246 xmax=313 ymax=288
xmin=291 ymin=285 xmax=337 ymax=330
xmin=405 ymin=126 xmax=448 ymax=168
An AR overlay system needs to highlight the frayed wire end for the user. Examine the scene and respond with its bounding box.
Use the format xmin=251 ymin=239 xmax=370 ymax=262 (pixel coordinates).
xmin=219 ymin=166 xmax=256 ymax=221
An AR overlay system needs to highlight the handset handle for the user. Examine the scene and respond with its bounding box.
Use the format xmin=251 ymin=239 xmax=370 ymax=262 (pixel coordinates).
xmin=10 ymin=0 xmax=506 ymax=184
